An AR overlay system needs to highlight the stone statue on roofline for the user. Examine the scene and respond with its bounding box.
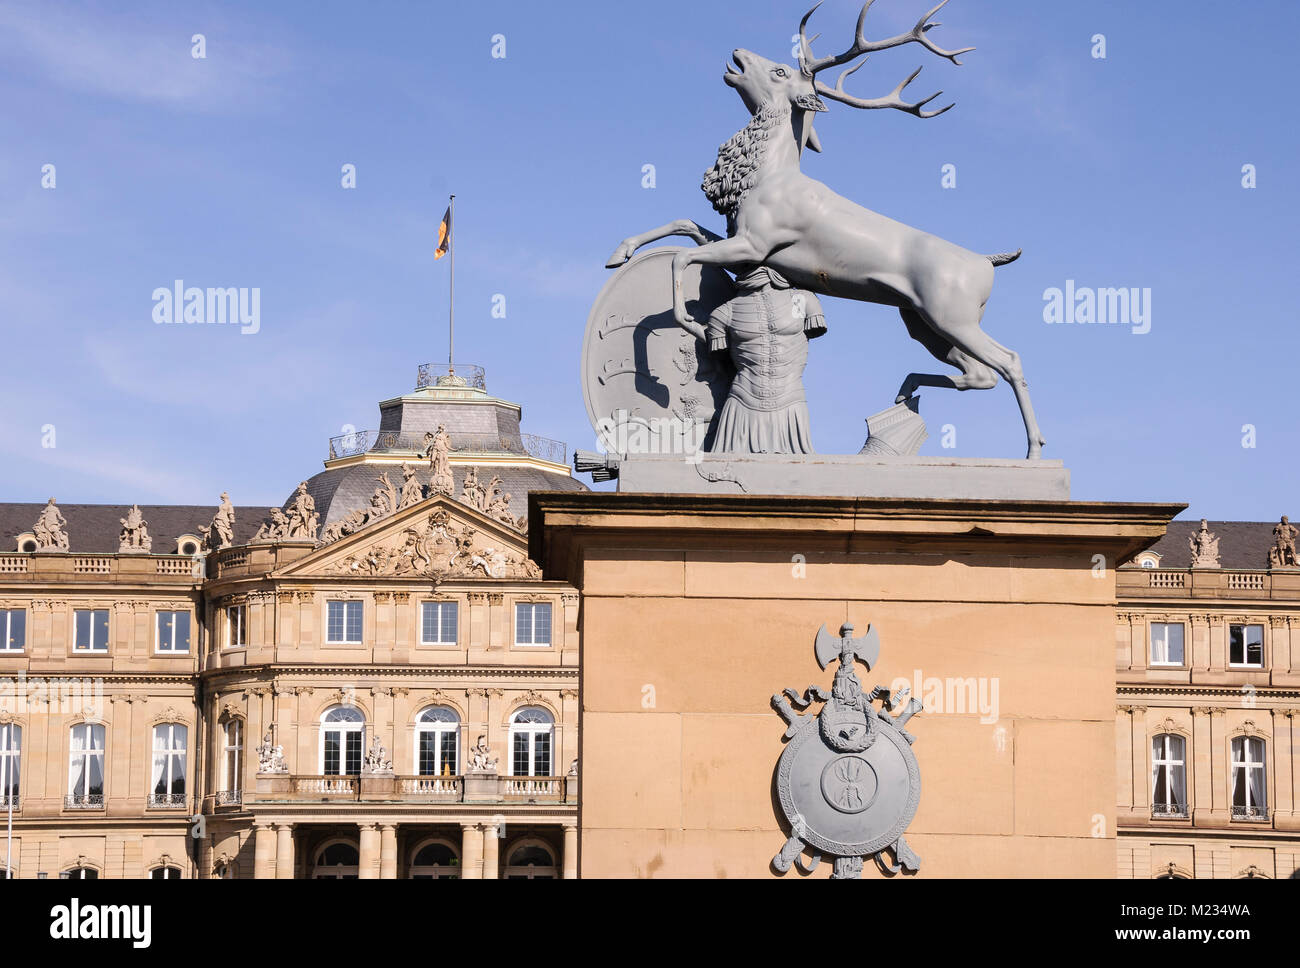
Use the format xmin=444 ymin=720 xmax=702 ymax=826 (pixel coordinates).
xmin=32 ymin=498 xmax=69 ymax=552
xmin=1269 ymin=515 xmax=1298 ymax=569
xmin=285 ymin=482 xmax=318 ymax=540
xmin=253 ymin=507 xmax=291 ymax=541
xmin=118 ymin=504 xmax=153 ymax=553
xmin=398 ymin=462 xmax=423 ymax=509
xmin=209 ymin=492 xmax=236 ymax=549
xmin=424 ymin=424 xmax=455 ymax=495
xmin=1188 ymin=519 xmax=1220 ymax=569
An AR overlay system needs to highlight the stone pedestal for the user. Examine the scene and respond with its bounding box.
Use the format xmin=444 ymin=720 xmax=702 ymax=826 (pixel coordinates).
xmin=463 ymin=773 xmax=500 ymax=802
xmin=530 ymin=491 xmax=1182 ymax=878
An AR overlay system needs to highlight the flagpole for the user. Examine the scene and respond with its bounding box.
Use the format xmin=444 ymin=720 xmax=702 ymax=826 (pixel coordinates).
xmin=448 ymin=194 xmax=456 ymax=376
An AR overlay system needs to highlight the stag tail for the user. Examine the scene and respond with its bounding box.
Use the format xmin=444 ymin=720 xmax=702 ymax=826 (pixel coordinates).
xmin=986 ymin=249 xmax=1022 ymax=267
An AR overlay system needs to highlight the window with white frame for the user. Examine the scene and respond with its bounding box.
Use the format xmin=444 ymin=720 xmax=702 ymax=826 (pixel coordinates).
xmin=416 ymin=706 xmax=459 ymax=776
xmin=510 ymin=707 xmax=554 ymax=777
xmin=409 ymin=841 xmax=460 ymax=879
xmin=1229 ymin=624 xmax=1264 ymax=667
xmin=150 ymin=866 xmax=182 ymax=879
xmin=223 ymin=720 xmax=243 ymax=794
xmin=67 ymin=723 xmax=105 ymax=806
xmin=515 ymin=602 xmax=552 ymax=647
xmin=504 ymin=843 xmax=557 ymax=880
xmin=73 ymin=609 xmax=109 ymax=652
xmin=0 ymin=609 xmax=25 ymax=651
xmin=326 ymin=600 xmax=363 ymax=644
xmin=151 ymin=724 xmax=187 ymax=807
xmin=1230 ymin=736 xmax=1267 ymax=819
xmin=420 ymin=601 xmax=458 ymax=646
xmin=156 ymin=611 xmax=191 ymax=653
xmin=321 ymin=705 xmax=364 ymax=775
xmin=1149 ymin=623 xmax=1185 ymax=666
xmin=60 ymin=867 xmax=98 ymax=879
xmin=0 ymin=723 xmax=20 ymax=808
xmin=1151 ymin=734 xmax=1186 ymax=816
xmin=226 ymin=605 xmax=247 ymax=648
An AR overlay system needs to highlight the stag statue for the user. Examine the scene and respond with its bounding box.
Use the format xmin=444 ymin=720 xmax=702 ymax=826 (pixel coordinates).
xmin=606 ymin=0 xmax=1045 ymax=459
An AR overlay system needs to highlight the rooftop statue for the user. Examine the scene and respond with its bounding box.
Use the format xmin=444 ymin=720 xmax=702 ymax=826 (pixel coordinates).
xmin=1188 ymin=518 xmax=1220 ymax=569
xmin=603 ymin=0 xmax=1043 ymax=459
xmin=32 ymin=497 xmax=69 ymax=552
xmin=118 ymin=504 xmax=153 ymax=554
xmin=209 ymin=492 xmax=236 ymax=549
xmin=1269 ymin=515 xmax=1298 ymax=569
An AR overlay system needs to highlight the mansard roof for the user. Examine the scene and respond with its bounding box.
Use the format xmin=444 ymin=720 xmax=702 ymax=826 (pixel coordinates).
xmin=0 ymin=502 xmax=264 ymax=554
xmin=1135 ymin=518 xmax=1289 ymax=570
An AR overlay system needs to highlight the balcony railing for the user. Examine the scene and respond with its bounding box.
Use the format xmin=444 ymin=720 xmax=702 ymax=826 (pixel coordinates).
xmin=1231 ymin=804 xmax=1269 ymax=822
xmin=214 ymin=790 xmax=243 ymax=806
xmin=148 ymin=792 xmax=187 ymax=809
xmin=291 ymin=775 xmax=360 ymax=797
xmin=0 ymin=794 xmax=18 ymax=810
xmin=503 ymin=776 xmax=564 ymax=799
xmin=327 ymin=429 xmax=567 ymax=466
xmin=1151 ymin=802 xmax=1188 ymax=819
xmin=65 ymin=794 xmax=104 ymax=809
xmin=417 ymin=362 xmax=487 ymax=391
xmin=397 ymin=775 xmax=463 ymax=799
xmin=258 ymin=773 xmax=572 ymax=804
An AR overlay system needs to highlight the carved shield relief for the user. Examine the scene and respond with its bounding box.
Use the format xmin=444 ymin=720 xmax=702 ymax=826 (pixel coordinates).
xmin=581 ymin=247 xmax=735 ymax=455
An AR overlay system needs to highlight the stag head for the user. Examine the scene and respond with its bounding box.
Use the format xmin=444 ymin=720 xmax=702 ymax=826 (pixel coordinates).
xmin=724 ymin=0 xmax=974 ymax=148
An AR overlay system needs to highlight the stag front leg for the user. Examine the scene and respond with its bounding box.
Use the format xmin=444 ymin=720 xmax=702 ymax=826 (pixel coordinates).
xmin=670 ymin=236 xmax=764 ymax=335
xmin=605 ymin=220 xmax=724 ymax=268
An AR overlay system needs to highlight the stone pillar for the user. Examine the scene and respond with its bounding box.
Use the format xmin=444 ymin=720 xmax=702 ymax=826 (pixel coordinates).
xmin=379 ymin=824 xmax=398 ymax=879
xmin=197 ymin=837 xmax=213 ymax=881
xmin=481 ymin=824 xmax=498 ymax=880
xmin=358 ymin=823 xmax=379 ymax=880
xmin=253 ymin=822 xmax=276 ymax=880
xmin=1191 ymin=706 xmax=1214 ymax=825
xmin=275 ymin=824 xmax=295 ymax=879
xmin=562 ymin=823 xmax=578 ymax=879
xmin=460 ymin=823 xmax=483 ymax=880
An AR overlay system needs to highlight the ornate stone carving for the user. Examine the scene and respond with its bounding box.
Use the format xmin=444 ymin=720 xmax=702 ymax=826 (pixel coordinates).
xmin=771 ymin=622 xmax=923 ymax=879
xmin=467 ymin=735 xmax=499 ymax=774
xmin=117 ymin=504 xmax=152 ymax=553
xmin=32 ymin=498 xmax=69 ymax=552
xmin=209 ymin=492 xmax=236 ymax=549
xmin=459 ymin=467 xmax=485 ymax=509
xmin=362 ymin=736 xmax=392 ymax=774
xmin=253 ymin=507 xmax=291 ymax=541
xmin=285 ymin=482 xmax=318 ymax=541
xmin=324 ymin=508 xmax=540 ymax=580
xmin=1268 ymin=515 xmax=1298 ymax=568
xmin=425 ymin=425 xmax=455 ymax=495
xmin=1188 ymin=519 xmax=1221 ymax=569
xmin=255 ymin=732 xmax=287 ymax=774
xmin=398 ymin=463 xmax=423 ymax=509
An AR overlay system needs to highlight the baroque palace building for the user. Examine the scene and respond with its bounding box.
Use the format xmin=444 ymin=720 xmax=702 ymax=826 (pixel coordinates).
xmin=1116 ymin=517 xmax=1300 ymax=879
xmin=0 ymin=364 xmax=586 ymax=879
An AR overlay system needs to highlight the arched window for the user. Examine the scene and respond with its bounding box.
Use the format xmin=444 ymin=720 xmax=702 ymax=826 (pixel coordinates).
xmin=409 ymin=841 xmax=460 ymax=879
xmin=221 ymin=720 xmax=243 ymax=800
xmin=509 ymin=708 xmax=554 ymax=777
xmin=320 ymin=706 xmax=365 ymax=776
xmin=416 ymin=707 xmax=460 ymax=776
xmin=1230 ymin=736 xmax=1267 ymax=820
xmin=313 ymin=841 xmax=359 ymax=879
xmin=150 ymin=724 xmax=187 ymax=807
xmin=504 ymin=842 xmax=557 ymax=880
xmin=1151 ymin=734 xmax=1186 ymax=817
xmin=67 ymin=724 xmax=105 ymax=808
xmin=60 ymin=867 xmax=98 ymax=879
xmin=0 ymin=723 xmax=20 ymax=809
xmin=149 ymin=866 xmax=182 ymax=879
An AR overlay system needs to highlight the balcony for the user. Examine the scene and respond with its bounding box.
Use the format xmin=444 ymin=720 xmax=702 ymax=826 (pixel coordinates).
xmin=1151 ymin=802 xmax=1189 ymax=819
xmin=1231 ymin=804 xmax=1269 ymax=822
xmin=0 ymin=793 xmax=18 ymax=811
xmin=327 ymin=429 xmax=568 ymax=467
xmin=397 ymin=775 xmax=463 ymax=800
xmin=214 ymin=790 xmax=243 ymax=807
xmin=254 ymin=773 xmax=573 ymax=805
xmin=64 ymin=794 xmax=104 ymax=810
xmin=148 ymin=792 xmax=187 ymax=809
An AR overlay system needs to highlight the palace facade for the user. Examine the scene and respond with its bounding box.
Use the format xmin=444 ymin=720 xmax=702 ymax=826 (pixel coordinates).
xmin=0 ymin=364 xmax=584 ymax=879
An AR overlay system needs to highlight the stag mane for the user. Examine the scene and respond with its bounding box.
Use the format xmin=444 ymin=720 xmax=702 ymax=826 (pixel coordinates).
xmin=701 ymin=104 xmax=787 ymax=219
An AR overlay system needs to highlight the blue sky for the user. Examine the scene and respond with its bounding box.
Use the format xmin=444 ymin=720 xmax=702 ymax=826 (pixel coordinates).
xmin=1 ymin=0 xmax=1296 ymax=519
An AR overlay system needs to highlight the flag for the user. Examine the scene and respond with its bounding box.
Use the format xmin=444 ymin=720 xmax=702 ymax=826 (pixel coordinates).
xmin=435 ymin=205 xmax=452 ymax=260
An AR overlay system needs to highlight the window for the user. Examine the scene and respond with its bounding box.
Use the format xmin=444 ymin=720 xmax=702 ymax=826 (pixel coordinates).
xmin=60 ymin=867 xmax=98 ymax=879
xmin=515 ymin=602 xmax=552 ymax=647
xmin=420 ymin=601 xmax=458 ymax=646
xmin=504 ymin=843 xmax=557 ymax=880
xmin=1151 ymin=734 xmax=1186 ymax=817
xmin=321 ymin=706 xmax=364 ymax=775
xmin=510 ymin=707 xmax=554 ymax=777
xmin=150 ymin=866 xmax=182 ymax=879
xmin=1229 ymin=624 xmax=1264 ymax=667
xmin=150 ymin=724 xmax=187 ymax=807
xmin=1231 ymin=736 xmax=1267 ymax=820
xmin=156 ymin=611 xmax=191 ymax=653
xmin=226 ymin=606 xmax=247 ymax=648
xmin=67 ymin=724 xmax=105 ymax=807
xmin=223 ymin=721 xmax=243 ymax=795
xmin=73 ymin=609 xmax=109 ymax=652
xmin=326 ymin=601 xmax=363 ymax=644
xmin=1149 ymin=623 xmax=1185 ymax=666
xmin=313 ymin=842 xmax=359 ymax=879
xmin=409 ymin=841 xmax=460 ymax=879
xmin=416 ymin=707 xmax=460 ymax=776
xmin=0 ymin=724 xmax=20 ymax=809
xmin=0 ymin=609 xmax=25 ymax=651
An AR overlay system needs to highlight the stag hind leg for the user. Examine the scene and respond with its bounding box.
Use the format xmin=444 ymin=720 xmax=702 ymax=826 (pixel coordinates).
xmin=894 ymin=308 xmax=999 ymax=402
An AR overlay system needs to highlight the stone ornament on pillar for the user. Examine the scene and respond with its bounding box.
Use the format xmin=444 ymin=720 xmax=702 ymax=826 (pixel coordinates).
xmin=255 ymin=731 xmax=287 ymax=774
xmin=467 ymin=735 xmax=499 ymax=774
xmin=362 ymin=735 xmax=393 ymax=774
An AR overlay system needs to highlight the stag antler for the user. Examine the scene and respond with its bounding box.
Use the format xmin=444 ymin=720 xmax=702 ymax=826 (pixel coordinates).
xmin=799 ymin=0 xmax=975 ymax=77
xmin=819 ymin=61 xmax=952 ymax=117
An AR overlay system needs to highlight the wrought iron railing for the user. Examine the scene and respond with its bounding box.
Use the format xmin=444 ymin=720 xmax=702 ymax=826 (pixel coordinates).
xmin=328 ymin=429 xmax=567 ymax=465
xmin=0 ymin=793 xmax=18 ymax=810
xmin=1151 ymin=802 xmax=1188 ymax=819
xmin=417 ymin=362 xmax=486 ymax=391
xmin=65 ymin=794 xmax=104 ymax=809
xmin=214 ymin=790 xmax=242 ymax=806
xmin=148 ymin=792 xmax=187 ymax=808
xmin=1231 ymin=804 xmax=1268 ymax=821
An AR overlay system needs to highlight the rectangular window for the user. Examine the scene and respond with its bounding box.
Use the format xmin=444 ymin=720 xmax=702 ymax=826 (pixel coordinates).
xmin=156 ymin=611 xmax=192 ymax=653
xmin=73 ymin=609 xmax=110 ymax=652
xmin=223 ymin=721 xmax=242 ymax=794
xmin=1229 ymin=624 xmax=1264 ymax=667
xmin=226 ymin=606 xmax=247 ymax=648
xmin=326 ymin=601 xmax=364 ymax=644
xmin=515 ymin=602 xmax=552 ymax=647
xmin=1149 ymin=623 xmax=1185 ymax=666
xmin=420 ymin=601 xmax=458 ymax=645
xmin=0 ymin=609 xmax=25 ymax=652
xmin=1231 ymin=736 xmax=1267 ymax=819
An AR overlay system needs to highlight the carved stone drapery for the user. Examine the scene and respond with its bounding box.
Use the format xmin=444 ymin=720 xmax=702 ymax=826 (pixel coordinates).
xmin=285 ymin=482 xmax=319 ymax=541
xmin=425 ymin=425 xmax=455 ymax=495
xmin=209 ymin=492 xmax=236 ymax=550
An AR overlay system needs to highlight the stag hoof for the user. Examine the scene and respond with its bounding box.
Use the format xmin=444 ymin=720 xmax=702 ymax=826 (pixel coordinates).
xmin=604 ymin=241 xmax=636 ymax=268
xmin=1026 ymin=437 xmax=1046 ymax=460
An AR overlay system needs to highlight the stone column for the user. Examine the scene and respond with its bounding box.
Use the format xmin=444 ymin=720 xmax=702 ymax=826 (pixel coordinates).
xmin=253 ymin=822 xmax=276 ymax=879
xmin=481 ymin=824 xmax=498 ymax=879
xmin=358 ymin=823 xmax=379 ymax=880
xmin=1191 ymin=706 xmax=1214 ymax=825
xmin=379 ymin=824 xmax=398 ymax=879
xmin=562 ymin=823 xmax=578 ymax=879
xmin=460 ymin=823 xmax=483 ymax=880
xmin=275 ymin=824 xmax=295 ymax=879
xmin=197 ymin=837 xmax=213 ymax=881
